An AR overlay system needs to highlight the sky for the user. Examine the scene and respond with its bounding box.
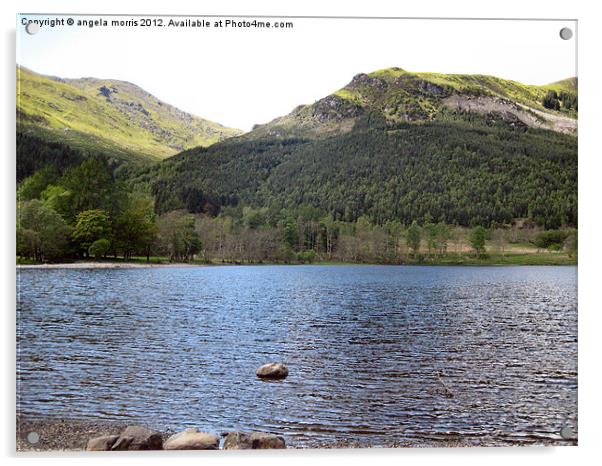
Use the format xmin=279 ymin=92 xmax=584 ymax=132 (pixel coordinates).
xmin=17 ymin=15 xmax=577 ymax=131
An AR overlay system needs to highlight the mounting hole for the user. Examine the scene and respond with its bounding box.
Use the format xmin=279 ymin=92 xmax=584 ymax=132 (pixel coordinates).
xmin=27 ymin=431 xmax=40 ymax=444
xmin=25 ymin=22 xmax=40 ymax=35
xmin=559 ymin=27 xmax=573 ymax=40
xmin=560 ymin=425 xmax=576 ymax=440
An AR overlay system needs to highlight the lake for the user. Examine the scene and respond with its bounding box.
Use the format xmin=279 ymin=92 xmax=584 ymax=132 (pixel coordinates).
xmin=16 ymin=265 xmax=578 ymax=447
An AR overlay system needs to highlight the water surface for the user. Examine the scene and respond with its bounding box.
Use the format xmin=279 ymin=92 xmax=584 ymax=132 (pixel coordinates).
xmin=17 ymin=265 xmax=578 ymax=447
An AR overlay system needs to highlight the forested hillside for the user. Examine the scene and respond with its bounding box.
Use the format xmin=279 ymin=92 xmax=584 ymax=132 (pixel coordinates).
xmin=143 ymin=112 xmax=576 ymax=230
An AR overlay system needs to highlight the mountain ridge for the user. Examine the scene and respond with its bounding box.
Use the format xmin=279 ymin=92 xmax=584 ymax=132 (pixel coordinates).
xmin=16 ymin=66 xmax=243 ymax=163
xmin=247 ymin=67 xmax=577 ymax=140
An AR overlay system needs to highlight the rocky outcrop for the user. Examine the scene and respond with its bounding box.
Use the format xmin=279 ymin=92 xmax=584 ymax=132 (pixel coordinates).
xmin=223 ymin=431 xmax=286 ymax=449
xmin=312 ymin=95 xmax=364 ymax=122
xmin=348 ymin=73 xmax=388 ymax=91
xmin=163 ymin=428 xmax=219 ymax=450
xmin=443 ymin=94 xmax=577 ymax=134
xmin=256 ymin=362 xmax=289 ymax=379
xmin=416 ymin=79 xmax=448 ymax=96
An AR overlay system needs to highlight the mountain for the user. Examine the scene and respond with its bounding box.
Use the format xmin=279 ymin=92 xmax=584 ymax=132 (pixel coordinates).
xmin=248 ymin=68 xmax=577 ymax=139
xmin=16 ymin=66 xmax=243 ymax=164
xmin=143 ymin=68 xmax=577 ymax=229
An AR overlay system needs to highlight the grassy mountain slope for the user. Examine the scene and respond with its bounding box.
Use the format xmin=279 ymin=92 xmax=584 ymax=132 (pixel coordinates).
xmin=17 ymin=66 xmax=243 ymax=162
xmin=249 ymin=68 xmax=577 ymax=139
xmin=142 ymin=68 xmax=577 ymax=229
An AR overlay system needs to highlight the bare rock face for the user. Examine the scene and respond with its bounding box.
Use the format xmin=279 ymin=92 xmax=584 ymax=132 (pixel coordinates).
xmin=116 ymin=425 xmax=162 ymax=450
xmin=163 ymin=428 xmax=219 ymax=450
xmin=223 ymin=431 xmax=286 ymax=449
xmin=256 ymin=362 xmax=289 ymax=379
xmin=348 ymin=73 xmax=388 ymax=91
xmin=86 ymin=435 xmax=119 ymax=451
xmin=312 ymin=95 xmax=364 ymax=121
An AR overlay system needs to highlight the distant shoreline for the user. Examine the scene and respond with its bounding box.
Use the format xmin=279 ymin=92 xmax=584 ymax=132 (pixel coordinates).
xmin=16 ymin=258 xmax=577 ymax=269
xmin=16 ymin=262 xmax=203 ymax=269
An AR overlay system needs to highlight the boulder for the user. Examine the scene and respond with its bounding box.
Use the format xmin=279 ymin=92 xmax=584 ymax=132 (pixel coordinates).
xmin=116 ymin=425 xmax=162 ymax=450
xmin=223 ymin=432 xmax=253 ymax=450
xmin=256 ymin=363 xmax=289 ymax=379
xmin=163 ymin=428 xmax=219 ymax=450
xmin=111 ymin=436 xmax=134 ymax=451
xmin=250 ymin=432 xmax=286 ymax=449
xmin=86 ymin=434 xmax=119 ymax=451
xmin=223 ymin=431 xmax=285 ymax=449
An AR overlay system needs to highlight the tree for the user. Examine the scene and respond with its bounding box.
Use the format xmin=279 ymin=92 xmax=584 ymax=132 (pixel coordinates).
xmin=156 ymin=211 xmax=202 ymax=262
xmin=534 ymin=230 xmax=570 ymax=250
xmin=17 ymin=200 xmax=71 ymax=262
xmin=59 ymin=158 xmax=115 ymax=221
xmin=470 ymin=226 xmax=488 ymax=256
xmin=424 ymin=222 xmax=438 ymax=256
xmin=435 ymin=222 xmax=450 ymax=255
xmin=17 ymin=165 xmax=60 ymax=201
xmin=542 ymin=90 xmax=560 ymax=110
xmin=88 ymin=238 xmax=111 ymax=259
xmin=113 ymin=193 xmax=157 ymax=260
xmin=72 ymin=209 xmax=111 ymax=256
xmin=407 ymin=221 xmax=422 ymax=256
xmin=40 ymin=184 xmax=72 ymax=219
xmin=564 ymin=234 xmax=577 ymax=258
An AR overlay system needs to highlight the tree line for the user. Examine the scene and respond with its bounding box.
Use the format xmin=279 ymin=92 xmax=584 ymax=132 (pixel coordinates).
xmin=17 ymin=158 xmax=202 ymax=262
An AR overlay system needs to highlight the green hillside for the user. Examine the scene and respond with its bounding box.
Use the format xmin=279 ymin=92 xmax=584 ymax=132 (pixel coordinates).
xmin=16 ymin=66 xmax=243 ymax=163
xmin=140 ymin=67 xmax=577 ymax=229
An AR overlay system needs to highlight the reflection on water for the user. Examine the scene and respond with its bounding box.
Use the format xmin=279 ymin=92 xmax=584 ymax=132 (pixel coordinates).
xmin=17 ymin=265 xmax=577 ymax=446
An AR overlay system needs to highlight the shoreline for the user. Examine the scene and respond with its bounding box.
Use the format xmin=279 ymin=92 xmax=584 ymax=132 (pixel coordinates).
xmin=16 ymin=415 xmax=577 ymax=451
xmin=16 ymin=262 xmax=203 ymax=270
xmin=16 ymin=258 xmax=577 ymax=270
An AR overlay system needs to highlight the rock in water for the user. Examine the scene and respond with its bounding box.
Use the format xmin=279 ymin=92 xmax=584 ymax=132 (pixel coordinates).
xmin=86 ymin=435 xmax=119 ymax=451
xmin=223 ymin=431 xmax=286 ymax=449
xmin=116 ymin=425 xmax=162 ymax=450
xmin=163 ymin=428 xmax=219 ymax=450
xmin=256 ymin=362 xmax=289 ymax=379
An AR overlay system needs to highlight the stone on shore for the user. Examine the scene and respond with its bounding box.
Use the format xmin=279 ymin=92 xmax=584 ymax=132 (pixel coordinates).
xmin=223 ymin=432 xmax=253 ymax=449
xmin=115 ymin=425 xmax=162 ymax=450
xmin=111 ymin=436 xmax=134 ymax=451
xmin=163 ymin=428 xmax=219 ymax=450
xmin=250 ymin=432 xmax=286 ymax=449
xmin=223 ymin=431 xmax=285 ymax=449
xmin=256 ymin=362 xmax=289 ymax=379
xmin=86 ymin=434 xmax=119 ymax=451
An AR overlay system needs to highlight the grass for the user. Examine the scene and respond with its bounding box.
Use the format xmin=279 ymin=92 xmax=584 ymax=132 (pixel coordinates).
xmin=16 ymin=66 xmax=243 ymax=161
xmin=363 ymin=68 xmax=578 ymax=118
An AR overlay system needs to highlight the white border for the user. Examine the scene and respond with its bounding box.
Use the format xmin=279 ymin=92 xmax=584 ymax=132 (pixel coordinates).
xmin=2 ymin=1 xmax=600 ymax=465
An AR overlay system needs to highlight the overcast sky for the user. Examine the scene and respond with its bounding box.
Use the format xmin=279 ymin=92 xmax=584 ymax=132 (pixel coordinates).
xmin=17 ymin=15 xmax=577 ymax=131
